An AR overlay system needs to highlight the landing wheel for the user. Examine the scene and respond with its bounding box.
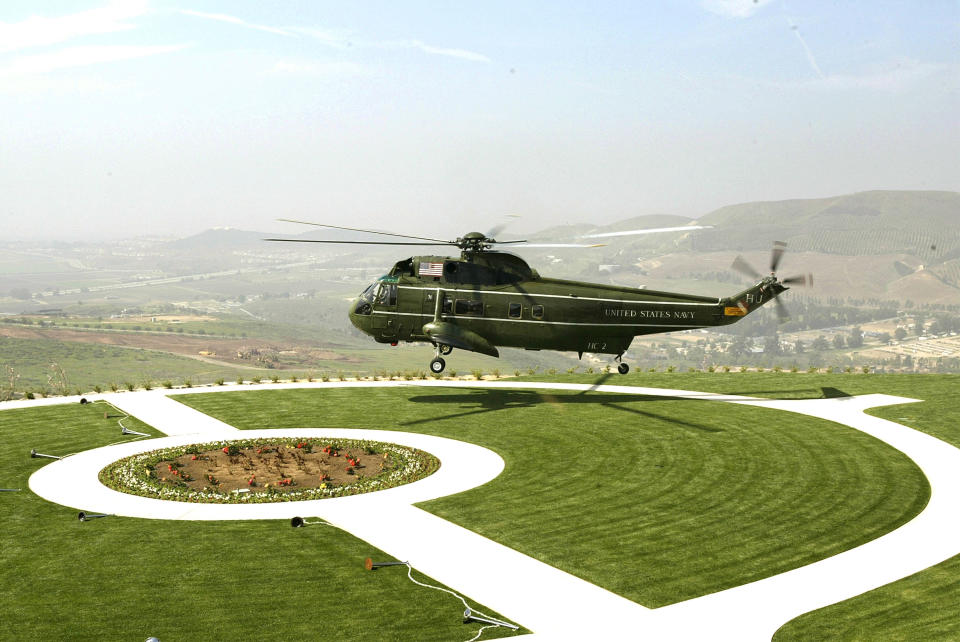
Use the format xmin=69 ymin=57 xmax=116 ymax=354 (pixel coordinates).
xmin=430 ymin=357 xmax=446 ymax=374
xmin=438 ymin=344 xmax=453 ymax=355
xmin=617 ymin=362 xmax=630 ymax=375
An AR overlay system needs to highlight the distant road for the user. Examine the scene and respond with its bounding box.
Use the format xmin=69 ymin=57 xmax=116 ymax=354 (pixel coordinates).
xmin=32 ymin=261 xmax=388 ymax=299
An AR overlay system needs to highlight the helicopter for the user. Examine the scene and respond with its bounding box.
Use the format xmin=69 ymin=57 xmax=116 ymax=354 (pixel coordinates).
xmin=267 ymin=220 xmax=811 ymax=374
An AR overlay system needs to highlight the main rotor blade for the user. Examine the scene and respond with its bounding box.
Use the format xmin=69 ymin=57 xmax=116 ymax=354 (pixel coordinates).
xmin=770 ymin=241 xmax=787 ymax=273
xmin=580 ymin=224 xmax=712 ymax=239
xmin=781 ymin=273 xmax=813 ymax=286
xmin=774 ymin=296 xmax=790 ymax=323
xmin=731 ymin=255 xmax=761 ymax=279
xmin=276 ymin=219 xmax=451 ymax=244
xmin=508 ymin=242 xmax=607 ymax=248
xmin=265 ymin=238 xmax=454 ymax=246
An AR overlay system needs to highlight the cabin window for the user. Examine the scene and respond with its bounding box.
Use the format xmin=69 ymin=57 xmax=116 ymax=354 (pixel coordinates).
xmin=532 ymin=304 xmax=544 ymax=320
xmin=454 ymin=299 xmax=484 ymax=316
xmin=508 ymin=302 xmax=522 ymax=319
xmin=442 ymin=297 xmax=452 ymax=314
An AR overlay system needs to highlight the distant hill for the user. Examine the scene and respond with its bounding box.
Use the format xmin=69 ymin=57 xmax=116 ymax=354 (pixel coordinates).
xmin=166 ymin=228 xmax=268 ymax=250
xmin=693 ymin=190 xmax=960 ymax=260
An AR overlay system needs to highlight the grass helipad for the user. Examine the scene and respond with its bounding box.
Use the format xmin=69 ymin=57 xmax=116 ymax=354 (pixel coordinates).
xmin=4 ymin=372 xmax=959 ymax=640
xmin=172 ymin=381 xmax=928 ymax=608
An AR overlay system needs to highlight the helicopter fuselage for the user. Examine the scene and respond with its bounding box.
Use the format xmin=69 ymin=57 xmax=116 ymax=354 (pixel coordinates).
xmin=348 ymin=252 xmax=785 ymax=359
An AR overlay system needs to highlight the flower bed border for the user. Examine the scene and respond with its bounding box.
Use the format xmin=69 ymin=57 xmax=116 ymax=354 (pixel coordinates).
xmin=99 ymin=437 xmax=439 ymax=504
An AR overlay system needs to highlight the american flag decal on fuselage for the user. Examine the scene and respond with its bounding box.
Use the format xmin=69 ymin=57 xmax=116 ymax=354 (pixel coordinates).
xmin=419 ymin=262 xmax=444 ymax=276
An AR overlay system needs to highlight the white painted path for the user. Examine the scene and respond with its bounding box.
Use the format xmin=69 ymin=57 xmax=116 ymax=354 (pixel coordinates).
xmin=14 ymin=381 xmax=960 ymax=640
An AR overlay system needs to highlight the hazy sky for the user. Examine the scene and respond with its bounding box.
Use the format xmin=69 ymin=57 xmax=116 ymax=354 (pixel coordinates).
xmin=1 ymin=1 xmax=957 ymax=241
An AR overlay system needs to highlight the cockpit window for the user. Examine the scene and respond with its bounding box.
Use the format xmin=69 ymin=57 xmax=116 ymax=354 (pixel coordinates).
xmin=374 ymin=282 xmax=397 ymax=306
xmin=359 ymin=283 xmax=376 ymax=303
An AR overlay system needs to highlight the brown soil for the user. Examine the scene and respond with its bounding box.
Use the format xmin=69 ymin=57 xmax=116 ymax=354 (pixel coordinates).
xmin=154 ymin=444 xmax=387 ymax=493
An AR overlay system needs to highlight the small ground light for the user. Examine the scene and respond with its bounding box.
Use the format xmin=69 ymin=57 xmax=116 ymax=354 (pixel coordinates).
xmin=463 ymin=608 xmax=518 ymax=631
xmin=364 ymin=557 xmax=408 ymax=571
xmin=0 ymin=488 xmax=22 ymax=492
xmin=30 ymin=449 xmax=62 ymax=460
xmin=78 ymin=512 xmax=110 ymax=522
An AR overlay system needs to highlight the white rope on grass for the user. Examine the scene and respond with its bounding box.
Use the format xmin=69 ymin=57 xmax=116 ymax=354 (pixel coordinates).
xmin=402 ymin=562 xmax=515 ymax=642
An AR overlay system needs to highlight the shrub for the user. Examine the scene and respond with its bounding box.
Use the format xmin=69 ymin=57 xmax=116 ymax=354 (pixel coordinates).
xmin=93 ymin=385 xmax=103 ymax=393
xmin=547 ymin=368 xmax=557 ymax=376
xmin=526 ymin=368 xmax=536 ymax=375
xmin=290 ymin=375 xmax=298 ymax=383
xmin=110 ymin=383 xmax=119 ymax=392
xmin=688 ymin=367 xmax=697 ymax=373
xmin=270 ymin=375 xmax=280 ymax=383
xmin=125 ymin=381 xmax=135 ymax=391
xmin=321 ymin=372 xmax=330 ymax=382
xmin=566 ymin=367 xmax=577 ymax=374
xmin=666 ymin=366 xmax=676 ymax=373
xmin=162 ymin=381 xmax=173 ymax=389
xmin=844 ymin=366 xmax=853 ymax=373
xmin=491 ymin=369 xmax=501 ymax=378
xmin=722 ymin=366 xmax=730 ymax=373
xmin=251 ymin=376 xmax=261 ymax=384
xmin=774 ymin=366 xmax=782 ymax=373
xmin=739 ymin=366 xmax=747 ymax=373
xmin=471 ymin=369 xmax=484 ymax=380
xmin=707 ymin=365 xmax=715 ymax=372
xmin=448 ymin=370 xmax=457 ymax=378
xmin=236 ymin=376 xmax=244 ymax=385
xmin=25 ymin=392 xmax=34 ymax=399
xmin=183 ymin=379 xmax=192 ymax=388
xmin=862 ymin=365 xmax=870 ymax=374
xmin=215 ymin=378 xmax=225 ymax=386
xmin=808 ymin=367 xmax=818 ymax=374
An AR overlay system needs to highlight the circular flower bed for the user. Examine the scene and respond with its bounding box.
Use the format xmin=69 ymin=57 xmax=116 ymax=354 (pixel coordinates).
xmin=99 ymin=437 xmax=439 ymax=503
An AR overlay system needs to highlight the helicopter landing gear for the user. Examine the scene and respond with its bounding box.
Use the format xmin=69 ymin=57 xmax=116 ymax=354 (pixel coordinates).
xmin=438 ymin=344 xmax=453 ymax=355
xmin=615 ymin=353 xmax=629 ymax=375
xmin=430 ymin=357 xmax=446 ymax=374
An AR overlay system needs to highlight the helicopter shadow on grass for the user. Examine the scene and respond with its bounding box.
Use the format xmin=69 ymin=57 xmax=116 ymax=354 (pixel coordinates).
xmin=716 ymin=387 xmax=852 ymax=400
xmin=401 ymin=377 xmax=721 ymax=434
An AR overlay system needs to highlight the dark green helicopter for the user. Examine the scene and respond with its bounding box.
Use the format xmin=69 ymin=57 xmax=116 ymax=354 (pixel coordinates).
xmin=268 ymin=220 xmax=810 ymax=374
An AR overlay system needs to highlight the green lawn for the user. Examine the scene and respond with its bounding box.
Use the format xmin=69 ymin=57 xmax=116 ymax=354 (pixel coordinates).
xmin=172 ymin=379 xmax=929 ymax=609
xmin=0 ymin=404 xmax=521 ymax=641
xmin=529 ymin=372 xmax=960 ymax=640
xmin=0 ymin=335 xmax=247 ymax=393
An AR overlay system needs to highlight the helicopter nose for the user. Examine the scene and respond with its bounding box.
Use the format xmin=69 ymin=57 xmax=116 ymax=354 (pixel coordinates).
xmin=348 ymin=301 xmax=372 ymax=334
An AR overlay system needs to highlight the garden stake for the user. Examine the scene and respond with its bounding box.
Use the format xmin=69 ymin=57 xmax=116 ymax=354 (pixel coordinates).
xmin=0 ymin=489 xmax=22 ymax=492
xmin=78 ymin=512 xmax=110 ymax=522
xmin=30 ymin=449 xmax=62 ymax=460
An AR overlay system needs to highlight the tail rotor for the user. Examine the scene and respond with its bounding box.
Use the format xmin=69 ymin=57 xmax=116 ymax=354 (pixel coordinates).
xmin=730 ymin=241 xmax=813 ymax=323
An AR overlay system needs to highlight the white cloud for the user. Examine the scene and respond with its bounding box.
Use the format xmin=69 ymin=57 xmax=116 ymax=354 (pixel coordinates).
xmin=0 ymin=0 xmax=150 ymax=53
xmin=178 ymin=9 xmax=294 ymax=36
xmin=0 ymin=44 xmax=190 ymax=76
xmin=702 ymin=0 xmax=774 ymax=19
xmin=774 ymin=59 xmax=949 ymax=91
xmin=269 ymin=59 xmax=365 ymax=77
xmin=393 ymin=40 xmax=491 ymax=63
xmin=177 ymin=8 xmax=490 ymax=62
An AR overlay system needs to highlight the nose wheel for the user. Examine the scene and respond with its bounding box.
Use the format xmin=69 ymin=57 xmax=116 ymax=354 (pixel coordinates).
xmin=430 ymin=357 xmax=446 ymax=374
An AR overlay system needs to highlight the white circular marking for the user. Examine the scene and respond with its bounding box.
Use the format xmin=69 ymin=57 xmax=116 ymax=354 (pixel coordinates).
xmin=29 ymin=428 xmax=503 ymax=521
